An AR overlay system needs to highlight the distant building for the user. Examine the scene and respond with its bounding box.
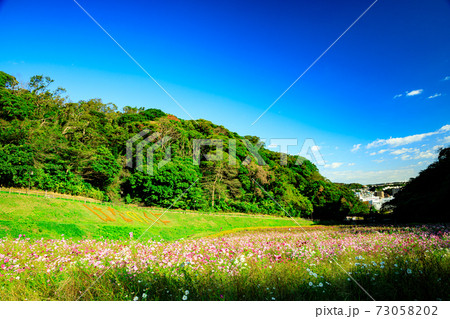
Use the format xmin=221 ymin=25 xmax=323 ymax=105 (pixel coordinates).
xmin=363 ymin=196 xmax=392 ymax=210
xmin=355 ymin=190 xmax=392 ymax=210
xmin=374 ymin=191 xmax=385 ymax=198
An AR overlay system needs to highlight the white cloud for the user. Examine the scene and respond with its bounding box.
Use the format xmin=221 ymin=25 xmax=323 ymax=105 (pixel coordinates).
xmin=414 ymin=150 xmax=437 ymax=160
xmin=428 ymin=93 xmax=442 ymax=99
xmin=393 ymin=146 xmax=439 ymax=160
xmin=351 ymin=144 xmax=361 ymax=152
xmin=348 ymin=163 xmax=355 ymax=166
xmin=406 ymin=89 xmax=423 ymax=96
xmin=444 ymin=76 xmax=450 ymax=81
xmin=366 ymin=125 xmax=450 ymax=149
xmin=401 ymin=154 xmax=411 ymax=161
xmin=323 ymin=168 xmax=416 ymax=184
xmin=373 ymin=159 xmax=384 ymax=163
xmin=370 ymin=149 xmax=389 ymax=155
xmin=311 ymin=145 xmax=321 ymax=152
xmin=406 ymin=160 xmax=432 ymax=168
xmin=432 ymin=145 xmax=443 ymax=151
xmin=440 ymin=125 xmax=450 ymax=132
xmin=393 ymin=89 xmax=424 ymax=98
xmin=390 ymin=148 xmax=418 ymax=155
xmin=367 ymin=133 xmax=434 ymax=148
xmin=442 ymin=136 xmax=450 ymax=144
xmin=324 ymin=162 xmax=343 ymax=169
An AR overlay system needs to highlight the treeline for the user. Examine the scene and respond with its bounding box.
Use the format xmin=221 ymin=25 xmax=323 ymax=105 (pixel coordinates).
xmin=0 ymin=71 xmax=369 ymax=219
xmin=385 ymin=147 xmax=450 ymax=222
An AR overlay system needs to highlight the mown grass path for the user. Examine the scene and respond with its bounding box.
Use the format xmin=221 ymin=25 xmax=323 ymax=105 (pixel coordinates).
xmin=0 ymin=193 xmax=312 ymax=241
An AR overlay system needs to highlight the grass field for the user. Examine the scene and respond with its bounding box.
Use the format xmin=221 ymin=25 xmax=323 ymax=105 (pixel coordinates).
xmin=1 ymin=193 xmax=449 ymax=301
xmin=0 ymin=193 xmax=312 ymax=241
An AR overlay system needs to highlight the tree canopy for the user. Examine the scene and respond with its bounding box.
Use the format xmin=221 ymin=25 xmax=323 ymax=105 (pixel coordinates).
xmin=386 ymin=147 xmax=450 ymax=222
xmin=0 ymin=71 xmax=369 ymax=219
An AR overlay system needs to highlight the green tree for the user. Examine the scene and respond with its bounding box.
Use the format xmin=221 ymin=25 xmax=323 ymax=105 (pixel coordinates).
xmin=388 ymin=147 xmax=450 ymax=222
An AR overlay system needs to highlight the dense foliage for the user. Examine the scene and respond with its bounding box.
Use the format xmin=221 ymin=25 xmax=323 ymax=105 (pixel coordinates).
xmin=0 ymin=71 xmax=368 ymax=219
xmin=387 ymin=147 xmax=450 ymax=222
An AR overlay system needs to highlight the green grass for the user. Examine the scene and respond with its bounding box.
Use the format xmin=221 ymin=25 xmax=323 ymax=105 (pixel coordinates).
xmin=3 ymin=193 xmax=447 ymax=301
xmin=0 ymin=193 xmax=313 ymax=241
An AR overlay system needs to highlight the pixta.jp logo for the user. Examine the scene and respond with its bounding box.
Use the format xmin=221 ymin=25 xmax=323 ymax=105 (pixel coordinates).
xmin=126 ymin=130 xmax=325 ymax=175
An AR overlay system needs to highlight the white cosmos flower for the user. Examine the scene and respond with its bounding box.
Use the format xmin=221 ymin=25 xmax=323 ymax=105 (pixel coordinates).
xmin=133 ymin=296 xmax=139 ymax=301
xmin=182 ymin=295 xmax=188 ymax=301
xmin=185 ymin=290 xmax=189 ymax=295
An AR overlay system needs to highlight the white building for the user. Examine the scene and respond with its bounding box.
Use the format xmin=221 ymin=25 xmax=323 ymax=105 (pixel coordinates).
xmin=355 ymin=190 xmax=393 ymax=210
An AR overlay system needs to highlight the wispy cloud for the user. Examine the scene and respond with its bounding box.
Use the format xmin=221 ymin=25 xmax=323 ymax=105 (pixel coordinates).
xmin=442 ymin=136 xmax=450 ymax=144
xmin=390 ymin=147 xmax=418 ymax=155
xmin=324 ymin=168 xmax=416 ymax=184
xmin=414 ymin=150 xmax=438 ymax=160
xmin=393 ymin=89 xmax=423 ymax=99
xmin=367 ymin=125 xmax=450 ymax=148
xmin=369 ymin=149 xmax=388 ymax=155
xmin=373 ymin=159 xmax=384 ymax=163
xmin=400 ymin=154 xmax=411 ymax=161
xmin=351 ymin=144 xmax=361 ymax=152
xmin=368 ymin=132 xmax=434 ymax=148
xmin=406 ymin=89 xmax=423 ymax=96
xmin=400 ymin=149 xmax=438 ymax=161
xmin=325 ymin=162 xmax=344 ymax=169
xmin=428 ymin=93 xmax=442 ymax=99
xmin=348 ymin=163 xmax=355 ymax=166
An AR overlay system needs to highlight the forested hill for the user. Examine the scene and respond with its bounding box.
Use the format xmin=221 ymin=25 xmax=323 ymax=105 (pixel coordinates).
xmin=0 ymin=71 xmax=369 ymax=220
xmin=386 ymin=146 xmax=450 ymax=223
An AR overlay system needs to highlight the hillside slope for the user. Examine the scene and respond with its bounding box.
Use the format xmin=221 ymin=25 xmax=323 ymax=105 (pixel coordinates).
xmin=0 ymin=71 xmax=369 ymax=219
xmin=0 ymin=193 xmax=312 ymax=241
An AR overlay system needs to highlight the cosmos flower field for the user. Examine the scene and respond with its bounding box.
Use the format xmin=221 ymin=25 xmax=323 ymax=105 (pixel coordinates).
xmin=0 ymin=225 xmax=449 ymax=301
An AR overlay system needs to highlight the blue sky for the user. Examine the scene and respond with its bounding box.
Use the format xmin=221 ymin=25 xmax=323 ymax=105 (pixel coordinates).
xmin=1 ymin=0 xmax=449 ymax=184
